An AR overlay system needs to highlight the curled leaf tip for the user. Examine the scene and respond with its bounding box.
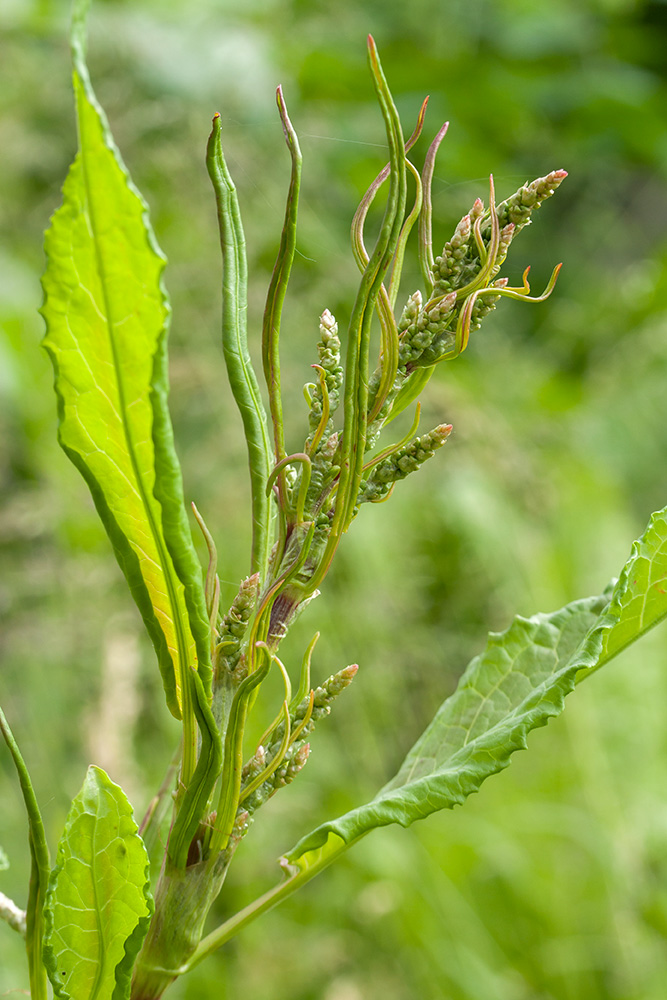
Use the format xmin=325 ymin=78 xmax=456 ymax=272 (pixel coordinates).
xmin=416 ymin=96 xmax=429 ymax=127
xmin=367 ymin=34 xmax=379 ymax=63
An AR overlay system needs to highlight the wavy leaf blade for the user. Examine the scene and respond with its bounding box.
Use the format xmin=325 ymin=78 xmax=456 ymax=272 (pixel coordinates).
xmin=286 ymin=592 xmax=609 ymax=862
xmin=43 ymin=766 xmax=153 ymax=1000
xmin=286 ymin=504 xmax=667 ymax=865
xmin=598 ymin=506 xmax=667 ymax=665
xmin=41 ymin=0 xmax=211 ymax=714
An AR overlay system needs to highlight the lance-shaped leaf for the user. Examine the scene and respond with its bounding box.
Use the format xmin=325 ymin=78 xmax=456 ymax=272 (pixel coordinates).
xmin=284 ymin=503 xmax=667 ymax=867
xmin=41 ymin=0 xmax=211 ymax=716
xmin=43 ymin=766 xmax=153 ymax=1000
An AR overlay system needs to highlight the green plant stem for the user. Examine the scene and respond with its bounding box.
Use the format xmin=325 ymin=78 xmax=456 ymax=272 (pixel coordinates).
xmin=306 ymin=37 xmax=407 ymax=593
xmin=0 ymin=706 xmax=50 ymax=1000
xmin=210 ymin=657 xmax=272 ymax=855
xmin=206 ymin=114 xmax=273 ymax=582
xmin=351 ymin=104 xmax=426 ymax=424
xmin=131 ymin=854 xmax=230 ymax=1000
xmin=168 ymin=670 xmax=222 ymax=870
xmin=262 ymin=87 xmax=302 ymax=502
xmin=418 ymin=121 xmax=449 ymax=293
xmin=184 ymin=832 xmax=362 ymax=970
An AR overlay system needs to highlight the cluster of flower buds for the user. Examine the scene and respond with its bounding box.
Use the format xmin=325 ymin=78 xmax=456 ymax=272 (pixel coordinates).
xmin=492 ymin=170 xmax=568 ymax=232
xmin=214 ymin=573 xmax=259 ymax=678
xmin=396 ymin=170 xmax=567 ymax=375
xmin=217 ymin=808 xmax=251 ymax=864
xmin=240 ymin=664 xmax=358 ymax=815
xmin=397 ymin=289 xmax=457 ymax=370
xmin=304 ymin=432 xmax=340 ymax=516
xmin=305 ymin=310 xmax=343 ymax=445
xmin=430 ymin=202 xmax=512 ymax=299
xmin=431 ymin=200 xmax=487 ymax=295
xmin=359 ymin=424 xmax=453 ymax=504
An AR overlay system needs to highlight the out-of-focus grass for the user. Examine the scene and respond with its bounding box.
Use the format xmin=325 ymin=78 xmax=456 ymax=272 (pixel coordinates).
xmin=2 ymin=0 xmax=667 ymax=996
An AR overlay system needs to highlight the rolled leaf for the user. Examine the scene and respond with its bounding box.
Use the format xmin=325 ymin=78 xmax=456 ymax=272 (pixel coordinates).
xmin=43 ymin=766 xmax=153 ymax=1000
xmin=285 ymin=504 xmax=667 ymax=866
xmin=41 ymin=0 xmax=211 ymax=715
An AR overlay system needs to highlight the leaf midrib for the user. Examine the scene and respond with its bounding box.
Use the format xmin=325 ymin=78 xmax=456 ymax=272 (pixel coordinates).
xmin=90 ymin=802 xmax=105 ymax=1000
xmin=75 ymin=71 xmax=190 ymax=717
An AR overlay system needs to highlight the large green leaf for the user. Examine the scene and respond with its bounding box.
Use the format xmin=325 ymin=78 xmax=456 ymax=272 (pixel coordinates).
xmin=43 ymin=766 xmax=153 ymax=1000
xmin=284 ymin=504 xmax=667 ymax=868
xmin=40 ymin=0 xmax=211 ymax=716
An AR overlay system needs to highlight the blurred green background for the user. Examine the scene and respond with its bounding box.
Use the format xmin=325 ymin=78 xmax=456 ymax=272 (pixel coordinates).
xmin=2 ymin=0 xmax=667 ymax=996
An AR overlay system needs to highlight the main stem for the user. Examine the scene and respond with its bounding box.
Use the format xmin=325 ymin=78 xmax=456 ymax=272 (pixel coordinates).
xmin=130 ymin=854 xmax=230 ymax=1000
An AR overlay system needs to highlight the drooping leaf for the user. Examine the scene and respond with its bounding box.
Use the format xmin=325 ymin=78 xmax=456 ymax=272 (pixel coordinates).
xmin=40 ymin=0 xmax=211 ymax=716
xmin=284 ymin=504 xmax=667 ymax=867
xmin=43 ymin=766 xmax=153 ymax=1000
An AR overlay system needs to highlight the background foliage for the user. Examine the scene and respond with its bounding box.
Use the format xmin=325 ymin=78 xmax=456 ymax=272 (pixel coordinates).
xmin=2 ymin=0 xmax=667 ymax=996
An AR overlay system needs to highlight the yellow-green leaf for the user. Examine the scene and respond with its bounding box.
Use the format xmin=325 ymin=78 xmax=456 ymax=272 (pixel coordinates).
xmin=41 ymin=0 xmax=211 ymax=715
xmin=42 ymin=766 xmax=153 ymax=1000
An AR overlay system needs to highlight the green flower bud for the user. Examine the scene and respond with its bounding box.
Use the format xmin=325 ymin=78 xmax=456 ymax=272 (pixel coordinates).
xmin=470 ymin=277 xmax=509 ymax=329
xmin=241 ymin=665 xmax=357 ymax=815
xmin=432 ymin=200 xmax=484 ymax=294
xmin=215 ymin=573 xmax=259 ymax=677
xmin=305 ymin=431 xmax=339 ymax=514
xmin=398 ymin=291 xmax=457 ymax=369
xmin=241 ymin=745 xmax=266 ymax=782
xmin=307 ymin=309 xmax=343 ymax=438
xmin=493 ymin=170 xmax=567 ymax=233
xmin=358 ymin=424 xmax=452 ymax=503
xmin=397 ymin=290 xmax=423 ymax=334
